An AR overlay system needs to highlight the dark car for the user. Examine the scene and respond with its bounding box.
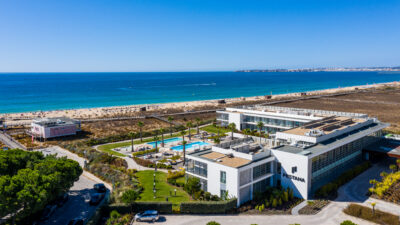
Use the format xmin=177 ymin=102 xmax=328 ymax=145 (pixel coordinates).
xmin=93 ymin=183 xmax=107 ymax=193
xmin=56 ymin=193 xmax=69 ymax=207
xmin=67 ymin=217 xmax=85 ymax=225
xmin=89 ymin=193 xmax=104 ymax=205
xmin=40 ymin=204 xmax=57 ymax=221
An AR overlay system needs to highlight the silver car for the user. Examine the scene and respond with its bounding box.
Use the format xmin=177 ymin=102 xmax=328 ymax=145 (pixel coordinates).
xmin=133 ymin=210 xmax=159 ymax=222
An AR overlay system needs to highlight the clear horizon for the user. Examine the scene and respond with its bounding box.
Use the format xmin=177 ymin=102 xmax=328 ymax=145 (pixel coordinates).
xmin=1 ymin=0 xmax=400 ymax=72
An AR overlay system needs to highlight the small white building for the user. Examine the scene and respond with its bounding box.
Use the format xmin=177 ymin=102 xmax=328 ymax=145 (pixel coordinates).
xmin=186 ymin=137 xmax=275 ymax=206
xmin=31 ymin=117 xmax=81 ymax=139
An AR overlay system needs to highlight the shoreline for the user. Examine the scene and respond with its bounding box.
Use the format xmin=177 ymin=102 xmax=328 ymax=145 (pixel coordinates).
xmin=1 ymin=81 xmax=399 ymax=121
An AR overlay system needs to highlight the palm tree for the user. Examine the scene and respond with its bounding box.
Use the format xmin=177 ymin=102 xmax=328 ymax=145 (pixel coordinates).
xmin=182 ymin=140 xmax=187 ymax=166
xmin=257 ymin=121 xmax=264 ymax=143
xmin=167 ymin=116 xmax=174 ymax=136
xmin=214 ymin=137 xmax=221 ymax=144
xmin=160 ymin=128 xmax=165 ymax=147
xmin=137 ymin=121 xmax=144 ymax=142
xmin=128 ymin=131 xmax=135 ymax=152
xmin=228 ymin=123 xmax=236 ymax=140
xmin=186 ymin=122 xmax=193 ymax=141
xmin=153 ymin=133 xmax=160 ymax=153
xmin=195 ymin=118 xmax=201 ymax=134
xmin=243 ymin=128 xmax=251 ymax=138
xmin=180 ymin=130 xmax=186 ymax=141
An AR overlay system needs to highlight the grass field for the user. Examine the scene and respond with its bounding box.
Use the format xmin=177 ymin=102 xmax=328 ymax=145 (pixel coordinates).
xmin=200 ymin=125 xmax=231 ymax=134
xmin=136 ymin=170 xmax=190 ymax=208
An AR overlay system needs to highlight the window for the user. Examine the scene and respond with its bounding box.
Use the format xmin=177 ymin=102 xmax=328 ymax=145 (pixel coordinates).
xmin=220 ymin=189 xmax=227 ymax=200
xmin=220 ymin=171 xmax=226 ymax=184
xmin=277 ymin=162 xmax=282 ymax=174
xmin=253 ymin=162 xmax=271 ymax=180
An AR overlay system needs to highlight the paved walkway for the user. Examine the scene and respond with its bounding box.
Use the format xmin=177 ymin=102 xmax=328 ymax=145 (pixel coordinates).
xmin=161 ymin=159 xmax=400 ymax=225
xmin=291 ymin=200 xmax=307 ymax=215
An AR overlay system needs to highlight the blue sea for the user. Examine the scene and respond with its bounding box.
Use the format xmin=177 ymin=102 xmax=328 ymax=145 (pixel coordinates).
xmin=1 ymin=72 xmax=400 ymax=114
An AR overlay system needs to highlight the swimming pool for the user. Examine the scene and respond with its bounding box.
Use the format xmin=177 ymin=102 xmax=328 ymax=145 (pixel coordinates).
xmin=147 ymin=137 xmax=182 ymax=148
xmin=171 ymin=141 xmax=210 ymax=151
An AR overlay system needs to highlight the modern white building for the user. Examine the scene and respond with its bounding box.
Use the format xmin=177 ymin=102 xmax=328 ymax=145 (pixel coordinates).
xmin=187 ymin=106 xmax=388 ymax=206
xmin=31 ymin=117 xmax=81 ymax=139
xmin=217 ymin=105 xmax=367 ymax=133
xmin=186 ymin=137 xmax=275 ymax=206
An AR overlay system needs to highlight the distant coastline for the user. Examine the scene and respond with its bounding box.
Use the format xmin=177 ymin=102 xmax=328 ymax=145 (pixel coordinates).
xmin=2 ymin=81 xmax=400 ymax=124
xmin=1 ymin=71 xmax=400 ymax=115
xmin=236 ymin=66 xmax=400 ymax=73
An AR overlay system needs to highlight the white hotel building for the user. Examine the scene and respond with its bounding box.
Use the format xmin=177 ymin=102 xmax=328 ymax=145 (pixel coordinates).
xmin=186 ymin=106 xmax=388 ymax=206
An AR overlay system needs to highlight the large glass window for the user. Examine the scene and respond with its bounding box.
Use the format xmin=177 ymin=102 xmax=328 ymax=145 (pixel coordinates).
xmin=253 ymin=177 xmax=271 ymax=195
xmin=220 ymin=171 xmax=226 ymax=184
xmin=186 ymin=159 xmax=207 ymax=177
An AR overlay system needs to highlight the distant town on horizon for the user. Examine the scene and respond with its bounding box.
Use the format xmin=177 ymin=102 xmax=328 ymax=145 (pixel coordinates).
xmin=236 ymin=66 xmax=400 ymax=72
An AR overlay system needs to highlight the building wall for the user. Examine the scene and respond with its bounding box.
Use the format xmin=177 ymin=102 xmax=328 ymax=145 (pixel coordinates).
xmin=271 ymin=149 xmax=310 ymax=199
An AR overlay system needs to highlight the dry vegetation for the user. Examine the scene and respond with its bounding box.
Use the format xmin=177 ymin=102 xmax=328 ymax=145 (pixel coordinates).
xmin=276 ymin=89 xmax=400 ymax=133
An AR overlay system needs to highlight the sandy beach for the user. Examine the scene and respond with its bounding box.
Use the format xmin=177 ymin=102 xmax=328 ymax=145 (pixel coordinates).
xmin=1 ymin=81 xmax=399 ymax=122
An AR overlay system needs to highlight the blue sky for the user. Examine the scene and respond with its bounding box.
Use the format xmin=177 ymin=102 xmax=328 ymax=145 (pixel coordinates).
xmin=0 ymin=0 xmax=399 ymax=72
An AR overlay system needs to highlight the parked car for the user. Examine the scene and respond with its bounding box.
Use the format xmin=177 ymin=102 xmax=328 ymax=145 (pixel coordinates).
xmin=93 ymin=183 xmax=107 ymax=193
xmin=89 ymin=193 xmax=104 ymax=205
xmin=55 ymin=193 xmax=69 ymax=207
xmin=40 ymin=205 xmax=57 ymax=221
xmin=67 ymin=217 xmax=85 ymax=225
xmin=133 ymin=210 xmax=159 ymax=222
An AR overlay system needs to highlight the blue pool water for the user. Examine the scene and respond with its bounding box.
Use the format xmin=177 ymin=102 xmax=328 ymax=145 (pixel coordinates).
xmin=171 ymin=141 xmax=211 ymax=151
xmin=147 ymin=137 xmax=182 ymax=148
xmin=1 ymin=72 xmax=400 ymax=113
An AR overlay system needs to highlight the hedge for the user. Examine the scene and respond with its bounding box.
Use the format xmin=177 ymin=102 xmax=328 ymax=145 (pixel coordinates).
xmin=132 ymin=149 xmax=156 ymax=157
xmin=108 ymin=202 xmax=173 ymax=214
xmin=180 ymin=198 xmax=237 ymax=214
xmin=343 ymin=203 xmax=399 ymax=225
xmin=315 ymin=161 xmax=371 ymax=198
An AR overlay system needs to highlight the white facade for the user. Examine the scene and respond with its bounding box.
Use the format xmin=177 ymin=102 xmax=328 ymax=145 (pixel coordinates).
xmin=31 ymin=117 xmax=81 ymax=139
xmin=186 ymin=139 xmax=275 ymax=206
xmin=195 ymin=106 xmax=389 ymax=204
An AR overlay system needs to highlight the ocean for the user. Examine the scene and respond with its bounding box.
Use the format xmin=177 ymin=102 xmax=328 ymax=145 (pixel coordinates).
xmin=1 ymin=72 xmax=400 ymax=114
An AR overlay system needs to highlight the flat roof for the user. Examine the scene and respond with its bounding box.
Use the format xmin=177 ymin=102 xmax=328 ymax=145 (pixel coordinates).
xmin=273 ymin=122 xmax=389 ymax=156
xmin=33 ymin=117 xmax=80 ymax=127
xmin=282 ymin=116 xmax=366 ymax=136
xmin=189 ymin=150 xmax=252 ymax=168
xmin=365 ymin=139 xmax=400 ymax=157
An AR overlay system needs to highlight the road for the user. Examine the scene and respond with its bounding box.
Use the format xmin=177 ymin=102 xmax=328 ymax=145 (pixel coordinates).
xmin=39 ymin=174 xmax=108 ymax=225
xmin=0 ymin=132 xmax=26 ymax=149
xmin=36 ymin=146 xmax=112 ymax=225
xmin=154 ymin=159 xmax=398 ymax=225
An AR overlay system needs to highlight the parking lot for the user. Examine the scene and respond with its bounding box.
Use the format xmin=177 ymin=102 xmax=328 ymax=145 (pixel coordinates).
xmin=38 ymin=173 xmax=107 ymax=225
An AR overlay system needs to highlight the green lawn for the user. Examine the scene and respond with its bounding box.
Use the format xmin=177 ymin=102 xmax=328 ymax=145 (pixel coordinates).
xmin=200 ymin=125 xmax=231 ymax=134
xmin=97 ymin=143 xmax=128 ymax=157
xmin=136 ymin=170 xmax=190 ymax=208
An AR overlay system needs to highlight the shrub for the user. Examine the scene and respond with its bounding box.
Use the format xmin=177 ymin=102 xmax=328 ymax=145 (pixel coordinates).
xmin=315 ymin=161 xmax=371 ymax=198
xmin=206 ymin=222 xmax=221 ymax=225
xmin=369 ymin=170 xmax=400 ymax=197
xmin=343 ymin=203 xmax=399 ymax=225
xmin=340 ymin=220 xmax=357 ymax=225
xmin=132 ymin=149 xmax=156 ymax=157
xmin=180 ymin=199 xmax=237 ymax=214
xmin=184 ymin=177 xmax=201 ymax=195
xmin=121 ymin=190 xmax=140 ymax=204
